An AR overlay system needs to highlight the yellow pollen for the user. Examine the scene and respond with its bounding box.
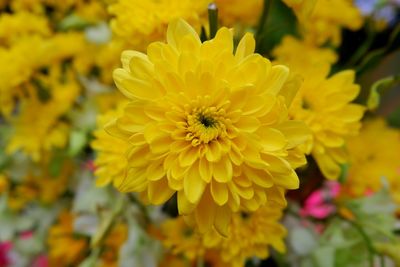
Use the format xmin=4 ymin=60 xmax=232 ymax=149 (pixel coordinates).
xmin=185 ymin=106 xmax=227 ymax=145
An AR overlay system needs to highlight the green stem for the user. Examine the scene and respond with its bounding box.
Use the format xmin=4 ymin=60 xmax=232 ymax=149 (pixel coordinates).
xmin=90 ymin=195 xmax=125 ymax=248
xmin=346 ymin=20 xmax=376 ymax=67
xmin=347 ymin=220 xmax=375 ymax=267
xmin=255 ymin=0 xmax=272 ymax=46
xmin=380 ymin=255 xmax=386 ymax=267
xmin=208 ymin=3 xmax=218 ymax=39
xmin=127 ymin=193 xmax=151 ymax=226
xmin=197 ymin=257 xmax=204 ymax=267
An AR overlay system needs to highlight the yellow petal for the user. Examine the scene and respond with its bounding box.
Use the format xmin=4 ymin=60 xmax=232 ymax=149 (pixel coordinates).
xmin=195 ymin=190 xmax=216 ymax=233
xmin=179 ymin=146 xmax=199 ymax=167
xmin=211 ymin=180 xmax=229 ymax=206
xmin=214 ymin=205 xmax=231 ymax=237
xmin=199 ymin=157 xmax=213 ymax=183
xmin=146 ymin=162 xmax=164 ymax=181
xmin=177 ymin=190 xmax=196 ymax=215
xmin=167 ymin=18 xmax=200 ymax=50
xmin=235 ymin=32 xmax=255 ymax=61
xmin=313 ymin=151 xmax=341 ymax=180
xmin=243 ymin=166 xmax=273 ymax=188
xmin=113 ymin=68 xmax=162 ymax=100
xmin=205 ymin=141 xmax=222 ymax=162
xmin=213 ymin=158 xmax=233 ymax=183
xmin=148 ymin=179 xmax=174 ymax=205
xmin=257 ymin=127 xmax=288 ymax=151
xmin=264 ymin=65 xmax=289 ymax=95
xmin=235 ymin=116 xmax=261 ymax=132
xmin=184 ymin=165 xmax=207 ymax=204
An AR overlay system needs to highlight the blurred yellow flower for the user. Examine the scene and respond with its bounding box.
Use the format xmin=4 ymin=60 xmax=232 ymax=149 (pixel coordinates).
xmin=344 ymin=119 xmax=400 ymax=203
xmin=48 ymin=212 xmax=88 ymax=267
xmin=6 ymin=70 xmax=79 ymax=161
xmin=0 ymin=174 xmax=8 ymax=193
xmin=204 ymin=204 xmax=287 ymax=267
xmin=283 ymin=0 xmax=317 ymax=20
xmin=99 ymin=223 xmax=128 ymax=267
xmin=300 ymin=0 xmax=363 ymax=46
xmin=274 ymin=40 xmax=364 ymax=180
xmin=108 ymin=0 xmax=209 ymax=50
xmin=292 ymin=66 xmax=364 ymax=180
xmin=158 ymin=216 xmax=205 ymax=260
xmin=0 ymin=11 xmax=50 ymax=44
xmin=273 ymin=35 xmax=338 ymax=69
xmin=106 ymin=19 xmax=310 ymax=235
xmin=215 ymin=0 xmax=263 ymax=26
xmin=92 ymin=105 xmax=129 ymax=187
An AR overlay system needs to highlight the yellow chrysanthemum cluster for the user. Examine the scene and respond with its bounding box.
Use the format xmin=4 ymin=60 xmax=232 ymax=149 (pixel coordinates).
xmin=274 ymin=2 xmax=366 ymax=180
xmin=97 ymin=19 xmax=310 ymax=236
xmin=92 ymin=104 xmax=129 ymax=187
xmin=343 ymin=119 xmax=400 ymax=203
xmin=215 ymin=0 xmax=263 ymax=26
xmin=109 ymin=0 xmax=209 ymax=50
xmin=48 ymin=211 xmax=128 ymax=267
xmin=156 ymin=203 xmax=286 ymax=267
xmin=284 ymin=0 xmax=363 ymax=46
xmin=6 ymin=68 xmax=80 ymax=161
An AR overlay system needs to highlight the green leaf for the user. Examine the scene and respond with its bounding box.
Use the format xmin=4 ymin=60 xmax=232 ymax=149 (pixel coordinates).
xmin=387 ymin=106 xmax=400 ymax=128
xmin=255 ymin=0 xmax=298 ymax=55
xmin=367 ymin=75 xmax=400 ymax=111
xmin=290 ymin=227 xmax=318 ymax=255
xmin=312 ymin=247 xmax=335 ymax=267
xmin=58 ymin=14 xmax=91 ymax=31
xmin=49 ymin=152 xmax=65 ymax=177
xmin=68 ymin=130 xmax=87 ymax=156
xmin=356 ymin=24 xmax=400 ymax=75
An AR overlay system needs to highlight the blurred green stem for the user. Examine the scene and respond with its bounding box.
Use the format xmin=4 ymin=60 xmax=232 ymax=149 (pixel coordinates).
xmin=346 ymin=20 xmax=376 ymax=68
xmin=256 ymin=0 xmax=272 ymax=45
xmin=208 ymin=3 xmax=218 ymax=39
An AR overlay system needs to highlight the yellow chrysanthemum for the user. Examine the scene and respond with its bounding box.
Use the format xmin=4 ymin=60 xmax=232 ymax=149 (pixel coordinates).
xmin=300 ymin=0 xmax=363 ymax=46
xmin=99 ymin=223 xmax=128 ymax=267
xmin=282 ymin=0 xmax=317 ymax=21
xmin=215 ymin=0 xmax=263 ymax=26
xmin=0 ymin=11 xmax=50 ymax=45
xmin=0 ymin=32 xmax=87 ymax=116
xmin=92 ymin=104 xmax=129 ymax=187
xmin=204 ymin=204 xmax=287 ymax=267
xmin=48 ymin=212 xmax=89 ymax=267
xmin=105 ymin=19 xmax=310 ymax=235
xmin=344 ymin=119 xmax=400 ymax=203
xmin=6 ymin=70 xmax=79 ymax=161
xmin=6 ymin=160 xmax=72 ymax=210
xmin=158 ymin=216 xmax=205 ymax=260
xmin=0 ymin=174 xmax=8 ymax=193
xmin=273 ymin=35 xmax=338 ymax=69
xmin=108 ymin=0 xmax=209 ymax=50
xmin=274 ymin=40 xmax=365 ymax=180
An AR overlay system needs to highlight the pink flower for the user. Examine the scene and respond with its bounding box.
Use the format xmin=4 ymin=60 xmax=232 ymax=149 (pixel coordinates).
xmin=32 ymin=255 xmax=48 ymax=267
xmin=300 ymin=181 xmax=341 ymax=219
xmin=0 ymin=242 xmax=12 ymax=267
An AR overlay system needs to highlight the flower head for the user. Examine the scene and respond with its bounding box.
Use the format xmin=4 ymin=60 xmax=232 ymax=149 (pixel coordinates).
xmin=108 ymin=0 xmax=209 ymax=50
xmin=106 ymin=19 xmax=310 ymax=235
xmin=215 ymin=0 xmax=263 ymax=26
xmin=343 ymin=119 xmax=400 ymax=203
xmin=274 ymin=41 xmax=365 ymax=180
xmin=92 ymin=104 xmax=129 ymax=187
xmin=299 ymin=0 xmax=363 ymax=46
xmin=204 ymin=204 xmax=287 ymax=267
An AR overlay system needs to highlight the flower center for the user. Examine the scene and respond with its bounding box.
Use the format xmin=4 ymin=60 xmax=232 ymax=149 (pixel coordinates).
xmin=185 ymin=106 xmax=227 ymax=146
xmin=198 ymin=114 xmax=216 ymax=128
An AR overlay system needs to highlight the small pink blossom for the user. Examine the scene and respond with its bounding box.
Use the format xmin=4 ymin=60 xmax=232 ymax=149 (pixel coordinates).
xmin=300 ymin=181 xmax=341 ymax=219
xmin=0 ymin=242 xmax=12 ymax=267
xmin=32 ymin=255 xmax=48 ymax=267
